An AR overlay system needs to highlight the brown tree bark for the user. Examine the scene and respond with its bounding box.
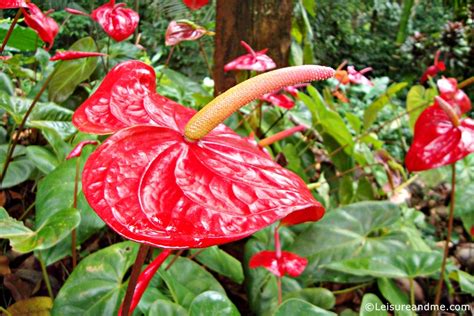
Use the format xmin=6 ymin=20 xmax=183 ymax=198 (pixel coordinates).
xmin=213 ymin=0 xmax=293 ymax=95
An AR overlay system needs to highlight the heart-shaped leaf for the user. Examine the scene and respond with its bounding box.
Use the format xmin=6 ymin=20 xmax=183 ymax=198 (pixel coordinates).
xmin=0 ymin=144 xmax=35 ymax=189
xmin=274 ymin=299 xmax=336 ymax=316
xmin=189 ymin=291 xmax=240 ymax=316
xmin=190 ymin=246 xmax=244 ymax=284
xmin=52 ymin=242 xmax=139 ymax=315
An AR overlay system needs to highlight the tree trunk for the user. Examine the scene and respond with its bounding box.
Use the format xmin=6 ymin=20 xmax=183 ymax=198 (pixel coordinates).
xmin=213 ymin=0 xmax=293 ymax=95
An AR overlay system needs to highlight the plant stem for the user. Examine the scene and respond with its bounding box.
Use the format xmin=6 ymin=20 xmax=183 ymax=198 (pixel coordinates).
xmin=157 ymin=45 xmax=175 ymax=83
xmin=121 ymin=244 xmax=150 ymax=316
xmin=0 ymin=66 xmax=59 ymax=185
xmin=274 ymin=227 xmax=282 ymax=305
xmin=188 ymin=248 xmax=205 ymax=261
xmin=332 ymin=282 xmax=372 ymax=295
xmin=433 ymin=163 xmax=456 ymax=307
xmin=458 ymin=76 xmax=474 ymax=89
xmin=262 ymin=109 xmax=290 ymax=137
xmin=71 ymin=158 xmax=80 ymax=269
xmin=409 ymin=278 xmax=415 ymax=305
xmin=198 ymin=40 xmax=212 ymax=76
xmin=38 ymin=253 xmax=54 ymax=299
xmin=0 ymin=306 xmax=12 ymax=316
xmin=165 ymin=249 xmax=183 ymax=270
xmin=105 ymin=37 xmax=111 ymax=71
xmin=0 ymin=9 xmax=22 ymax=54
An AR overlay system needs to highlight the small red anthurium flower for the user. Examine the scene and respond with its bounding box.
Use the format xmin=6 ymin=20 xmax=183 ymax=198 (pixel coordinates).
xmin=224 ymin=40 xmax=276 ymax=72
xmin=347 ymin=65 xmax=373 ymax=86
xmin=0 ymin=0 xmax=27 ymax=9
xmin=64 ymin=7 xmax=90 ymax=16
xmin=420 ymin=50 xmax=446 ymax=83
xmin=260 ymin=92 xmax=294 ymax=110
xmin=249 ymin=250 xmax=308 ymax=277
xmin=182 ymin=0 xmax=209 ymax=10
xmin=405 ymin=95 xmax=474 ymax=172
xmin=50 ymin=51 xmax=107 ymax=61
xmin=66 ymin=140 xmax=99 ymax=160
xmin=91 ymin=0 xmax=139 ymax=42
xmin=165 ymin=20 xmax=213 ymax=46
xmin=437 ymin=77 xmax=471 ymax=115
xmin=21 ymin=3 xmax=59 ymax=50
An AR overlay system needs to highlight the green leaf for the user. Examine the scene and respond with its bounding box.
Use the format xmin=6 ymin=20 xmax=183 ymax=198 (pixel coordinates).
xmin=36 ymin=155 xmax=104 ymax=265
xmin=274 ymin=299 xmax=336 ymax=316
xmin=346 ymin=112 xmax=361 ymax=134
xmin=48 ymin=37 xmax=99 ymax=103
xmin=190 ymin=246 xmax=244 ymax=284
xmin=406 ymin=85 xmax=436 ymax=130
xmin=189 ymin=291 xmax=240 ymax=316
xmin=326 ymin=251 xmax=442 ymax=279
xmin=158 ymin=256 xmax=226 ymax=309
xmin=7 ymin=297 xmax=52 ymax=315
xmin=377 ymin=278 xmax=411 ymax=316
xmin=363 ymin=83 xmax=407 ymax=129
xmin=284 ymin=288 xmax=335 ymax=310
xmin=360 ymin=294 xmax=387 ymax=316
xmin=147 ymin=299 xmax=188 ymax=316
xmin=52 ymin=242 xmax=139 ymax=316
xmin=0 ymin=144 xmax=35 ymax=189
xmin=449 ymin=270 xmax=474 ymax=295
xmin=282 ymin=143 xmax=308 ymax=182
xmin=0 ymin=207 xmax=80 ymax=253
xmin=0 ymin=72 xmax=14 ymax=95
xmin=290 ymin=201 xmax=406 ymax=282
xmin=26 ymin=145 xmax=59 ymax=174
xmin=0 ymin=23 xmax=42 ymax=51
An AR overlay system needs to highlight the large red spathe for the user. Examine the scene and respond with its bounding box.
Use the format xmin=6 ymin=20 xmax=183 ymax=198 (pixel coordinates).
xmin=74 ymin=61 xmax=325 ymax=249
xmin=0 ymin=0 xmax=27 ymax=9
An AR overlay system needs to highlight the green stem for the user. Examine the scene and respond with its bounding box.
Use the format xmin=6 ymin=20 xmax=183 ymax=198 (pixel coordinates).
xmin=157 ymin=45 xmax=175 ymax=83
xmin=332 ymin=282 xmax=372 ymax=295
xmin=198 ymin=40 xmax=212 ymax=76
xmin=0 ymin=66 xmax=59 ymax=185
xmin=71 ymin=158 xmax=80 ymax=269
xmin=0 ymin=9 xmax=22 ymax=54
xmin=262 ymin=109 xmax=290 ymax=137
xmin=0 ymin=307 xmax=12 ymax=316
xmin=165 ymin=249 xmax=183 ymax=271
xmin=106 ymin=37 xmax=111 ymax=72
xmin=38 ymin=253 xmax=54 ymax=299
xmin=409 ymin=278 xmax=415 ymax=305
xmin=433 ymin=163 xmax=456 ymax=307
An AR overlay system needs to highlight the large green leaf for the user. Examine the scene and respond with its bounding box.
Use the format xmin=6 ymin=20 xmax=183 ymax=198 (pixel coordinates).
xmin=0 ymin=23 xmax=42 ymax=51
xmin=147 ymin=299 xmax=188 ymax=316
xmin=52 ymin=242 xmax=139 ymax=316
xmin=48 ymin=37 xmax=99 ymax=103
xmin=0 ymin=207 xmax=80 ymax=253
xmin=190 ymin=246 xmax=244 ymax=284
xmin=284 ymin=288 xmax=335 ymax=310
xmin=36 ymin=152 xmax=104 ymax=265
xmin=406 ymin=85 xmax=436 ymax=130
xmin=449 ymin=270 xmax=474 ymax=295
xmin=289 ymin=201 xmax=407 ymax=282
xmin=274 ymin=299 xmax=336 ymax=316
xmin=377 ymin=278 xmax=411 ymax=316
xmin=25 ymin=145 xmax=59 ymax=174
xmin=0 ymin=144 xmax=35 ymax=189
xmin=326 ymin=251 xmax=442 ymax=278
xmin=360 ymin=294 xmax=387 ymax=316
xmin=158 ymin=256 xmax=226 ymax=309
xmin=0 ymin=72 xmax=14 ymax=95
xmin=189 ymin=291 xmax=240 ymax=316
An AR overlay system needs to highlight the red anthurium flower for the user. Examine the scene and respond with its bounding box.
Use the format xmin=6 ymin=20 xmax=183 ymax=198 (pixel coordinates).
xmin=165 ymin=20 xmax=212 ymax=46
xmin=50 ymin=51 xmax=106 ymax=61
xmin=21 ymin=3 xmax=59 ymax=50
xmin=420 ymin=50 xmax=446 ymax=83
xmin=91 ymin=0 xmax=139 ymax=42
xmin=224 ymin=40 xmax=276 ymax=72
xmin=284 ymin=84 xmax=308 ymax=97
xmin=470 ymin=226 xmax=474 ymax=237
xmin=260 ymin=91 xmax=295 ymax=109
xmin=437 ymin=77 xmax=471 ymax=115
xmin=405 ymin=97 xmax=474 ymax=172
xmin=182 ymin=0 xmax=209 ymax=10
xmin=74 ymin=61 xmax=331 ymax=249
xmin=66 ymin=140 xmax=99 ymax=160
xmin=249 ymin=250 xmax=307 ymax=277
xmin=0 ymin=56 xmax=12 ymax=61
xmin=347 ymin=65 xmax=373 ymax=86
xmin=64 ymin=7 xmax=90 ymax=16
xmin=0 ymin=0 xmax=27 ymax=9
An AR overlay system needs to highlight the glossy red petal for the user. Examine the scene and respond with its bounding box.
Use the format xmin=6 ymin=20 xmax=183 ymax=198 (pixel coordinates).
xmin=280 ymin=205 xmax=324 ymax=226
xmin=405 ymin=105 xmax=474 ymax=172
xmin=91 ymin=2 xmax=139 ymax=42
xmin=249 ymin=250 xmax=308 ymax=277
xmin=165 ymin=20 xmax=208 ymax=46
xmin=64 ymin=7 xmax=89 ymax=16
xmin=50 ymin=51 xmax=106 ymax=61
xmin=72 ymin=61 xmax=157 ymax=134
xmin=437 ymin=77 xmax=471 ymax=114
xmin=347 ymin=66 xmax=373 ymax=86
xmin=224 ymin=42 xmax=276 ymax=72
xmin=0 ymin=0 xmax=27 ymax=9
xmin=66 ymin=140 xmax=98 ymax=160
xmin=260 ymin=92 xmax=294 ymax=109
xmin=21 ymin=3 xmax=59 ymax=50
xmin=182 ymin=0 xmax=209 ymax=10
xmin=82 ymin=123 xmax=324 ymax=248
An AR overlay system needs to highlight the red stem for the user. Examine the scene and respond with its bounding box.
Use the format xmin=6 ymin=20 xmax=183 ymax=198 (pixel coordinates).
xmin=119 ymin=249 xmax=172 ymax=316
xmin=0 ymin=9 xmax=22 ymax=54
